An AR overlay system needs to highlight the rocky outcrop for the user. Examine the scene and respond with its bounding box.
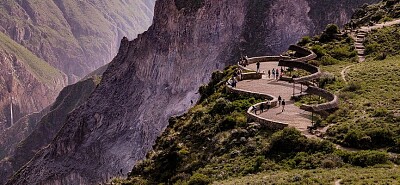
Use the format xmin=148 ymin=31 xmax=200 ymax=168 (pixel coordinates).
xmin=7 ymin=0 xmax=377 ymax=184
xmin=0 ymin=0 xmax=155 ymax=82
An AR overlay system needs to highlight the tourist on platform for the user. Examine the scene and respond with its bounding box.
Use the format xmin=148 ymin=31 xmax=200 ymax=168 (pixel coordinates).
xmin=282 ymin=99 xmax=286 ymax=112
xmin=266 ymin=100 xmax=271 ymax=111
xmin=244 ymin=56 xmax=249 ymax=67
xmin=278 ymin=95 xmax=282 ymax=106
xmin=272 ymin=68 xmax=275 ymax=78
xmin=268 ymin=70 xmax=271 ymax=79
xmin=260 ymin=103 xmax=264 ymax=113
xmin=276 ymin=71 xmax=279 ymax=80
xmin=256 ymin=62 xmax=260 ymax=73
xmin=252 ymin=105 xmax=257 ymax=114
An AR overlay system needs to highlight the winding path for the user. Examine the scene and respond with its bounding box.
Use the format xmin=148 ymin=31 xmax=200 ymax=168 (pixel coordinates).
xmin=340 ymin=64 xmax=354 ymax=84
xmin=231 ymin=45 xmax=338 ymax=138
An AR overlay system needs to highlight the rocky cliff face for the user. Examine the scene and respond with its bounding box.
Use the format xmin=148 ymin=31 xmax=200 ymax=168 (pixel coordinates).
xmin=0 ymin=0 xmax=155 ymax=82
xmin=7 ymin=0 xmax=377 ymax=184
xmin=0 ymin=31 xmax=67 ymax=132
xmin=0 ymin=76 xmax=99 ymax=185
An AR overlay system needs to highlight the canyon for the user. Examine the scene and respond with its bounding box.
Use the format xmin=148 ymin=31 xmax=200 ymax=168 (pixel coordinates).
xmin=4 ymin=0 xmax=379 ymax=184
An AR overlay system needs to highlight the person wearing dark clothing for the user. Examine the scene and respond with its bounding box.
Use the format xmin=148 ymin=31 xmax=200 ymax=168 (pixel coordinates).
xmin=282 ymin=99 xmax=286 ymax=112
xmin=266 ymin=100 xmax=271 ymax=110
xmin=278 ymin=95 xmax=282 ymax=106
xmin=260 ymin=103 xmax=264 ymax=113
xmin=256 ymin=62 xmax=260 ymax=73
xmin=268 ymin=70 xmax=271 ymax=79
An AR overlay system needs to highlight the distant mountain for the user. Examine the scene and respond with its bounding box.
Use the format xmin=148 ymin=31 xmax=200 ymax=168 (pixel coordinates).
xmin=0 ymin=31 xmax=67 ymax=132
xmin=0 ymin=0 xmax=155 ymax=134
xmin=0 ymin=0 xmax=155 ymax=82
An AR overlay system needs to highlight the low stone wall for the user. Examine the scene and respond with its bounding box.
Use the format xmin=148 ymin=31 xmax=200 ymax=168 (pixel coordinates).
xmin=240 ymin=72 xmax=263 ymax=80
xmin=226 ymin=86 xmax=277 ymax=103
xmin=288 ymin=45 xmax=317 ymax=62
xmin=247 ymin=56 xmax=291 ymax=64
xmin=247 ymin=110 xmax=288 ymax=130
xmin=226 ymin=85 xmax=287 ymax=130
xmin=300 ymin=86 xmax=339 ymax=113
xmin=278 ymin=60 xmax=322 ymax=83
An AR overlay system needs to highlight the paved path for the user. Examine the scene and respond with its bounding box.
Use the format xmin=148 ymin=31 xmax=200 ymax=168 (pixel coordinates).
xmin=340 ymin=64 xmax=354 ymax=84
xmin=237 ymin=62 xmax=314 ymax=137
xmin=352 ymin=19 xmax=400 ymax=62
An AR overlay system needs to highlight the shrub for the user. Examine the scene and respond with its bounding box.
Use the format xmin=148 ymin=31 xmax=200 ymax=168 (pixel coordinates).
xmin=325 ymin=24 xmax=339 ymax=35
xmin=210 ymin=98 xmax=230 ymax=115
xmin=372 ymin=107 xmax=389 ymax=117
xmin=343 ymin=82 xmax=362 ymax=92
xmin=187 ymin=173 xmax=211 ymax=185
xmin=319 ymin=24 xmax=339 ymax=42
xmin=298 ymin=36 xmax=312 ymax=46
xmin=349 ymin=150 xmax=389 ymax=167
xmin=320 ymin=56 xmax=340 ymax=66
xmin=318 ymin=73 xmax=336 ymax=88
xmin=311 ymin=45 xmax=327 ymax=58
xmin=343 ymin=130 xmax=372 ymax=148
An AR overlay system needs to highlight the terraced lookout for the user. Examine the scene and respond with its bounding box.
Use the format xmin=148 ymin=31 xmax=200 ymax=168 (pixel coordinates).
xmin=228 ymin=45 xmax=338 ymax=137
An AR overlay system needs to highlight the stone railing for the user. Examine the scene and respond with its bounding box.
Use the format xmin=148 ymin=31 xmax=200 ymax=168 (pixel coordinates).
xmin=238 ymin=55 xmax=290 ymax=72
xmin=229 ymin=45 xmax=338 ymax=130
xmin=278 ymin=60 xmax=322 ymax=83
xmin=288 ymin=45 xmax=317 ymax=62
xmin=226 ymin=85 xmax=287 ymax=130
xmin=299 ymin=86 xmax=339 ymax=114
xmin=278 ymin=46 xmax=338 ymax=116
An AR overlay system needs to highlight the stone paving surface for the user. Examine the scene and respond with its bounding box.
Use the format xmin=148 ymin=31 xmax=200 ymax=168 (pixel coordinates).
xmin=238 ymin=62 xmax=314 ymax=136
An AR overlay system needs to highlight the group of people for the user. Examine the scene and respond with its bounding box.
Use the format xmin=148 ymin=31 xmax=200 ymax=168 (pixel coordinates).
xmin=267 ymin=67 xmax=284 ymax=80
xmin=239 ymin=56 xmax=249 ymax=67
xmin=252 ymin=95 xmax=286 ymax=114
xmin=228 ymin=68 xmax=243 ymax=88
xmin=255 ymin=61 xmax=285 ymax=80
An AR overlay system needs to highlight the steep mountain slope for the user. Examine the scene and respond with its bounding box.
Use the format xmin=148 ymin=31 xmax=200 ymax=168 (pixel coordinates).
xmin=0 ymin=75 xmax=100 ymax=184
xmin=7 ymin=0 xmax=378 ymax=184
xmin=0 ymin=0 xmax=155 ymax=81
xmin=0 ymin=31 xmax=67 ymax=132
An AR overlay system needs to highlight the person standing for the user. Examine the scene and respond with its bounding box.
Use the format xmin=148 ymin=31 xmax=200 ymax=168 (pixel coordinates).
xmin=282 ymin=99 xmax=286 ymax=112
xmin=260 ymin=103 xmax=264 ymax=113
xmin=266 ymin=100 xmax=271 ymax=111
xmin=278 ymin=95 xmax=282 ymax=106
xmin=268 ymin=70 xmax=271 ymax=79
xmin=272 ymin=68 xmax=275 ymax=79
xmin=276 ymin=71 xmax=279 ymax=80
xmin=256 ymin=62 xmax=260 ymax=73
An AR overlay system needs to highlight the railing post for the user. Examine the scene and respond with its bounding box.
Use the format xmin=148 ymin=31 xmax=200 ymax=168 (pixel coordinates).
xmin=293 ymin=82 xmax=295 ymax=96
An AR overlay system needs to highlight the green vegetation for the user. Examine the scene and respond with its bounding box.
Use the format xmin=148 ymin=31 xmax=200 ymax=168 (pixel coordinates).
xmin=364 ymin=25 xmax=400 ymax=59
xmin=115 ymin=2 xmax=400 ymax=184
xmin=0 ymin=31 xmax=64 ymax=85
xmin=349 ymin=0 xmax=400 ymax=27
xmin=216 ymin=167 xmax=400 ymax=185
xmin=116 ymin=66 xmax=397 ymax=185
xmin=326 ymin=57 xmax=400 ymax=150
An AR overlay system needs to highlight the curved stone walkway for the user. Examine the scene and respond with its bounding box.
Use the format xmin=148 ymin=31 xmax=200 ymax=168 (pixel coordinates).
xmin=237 ymin=62 xmax=315 ymax=137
